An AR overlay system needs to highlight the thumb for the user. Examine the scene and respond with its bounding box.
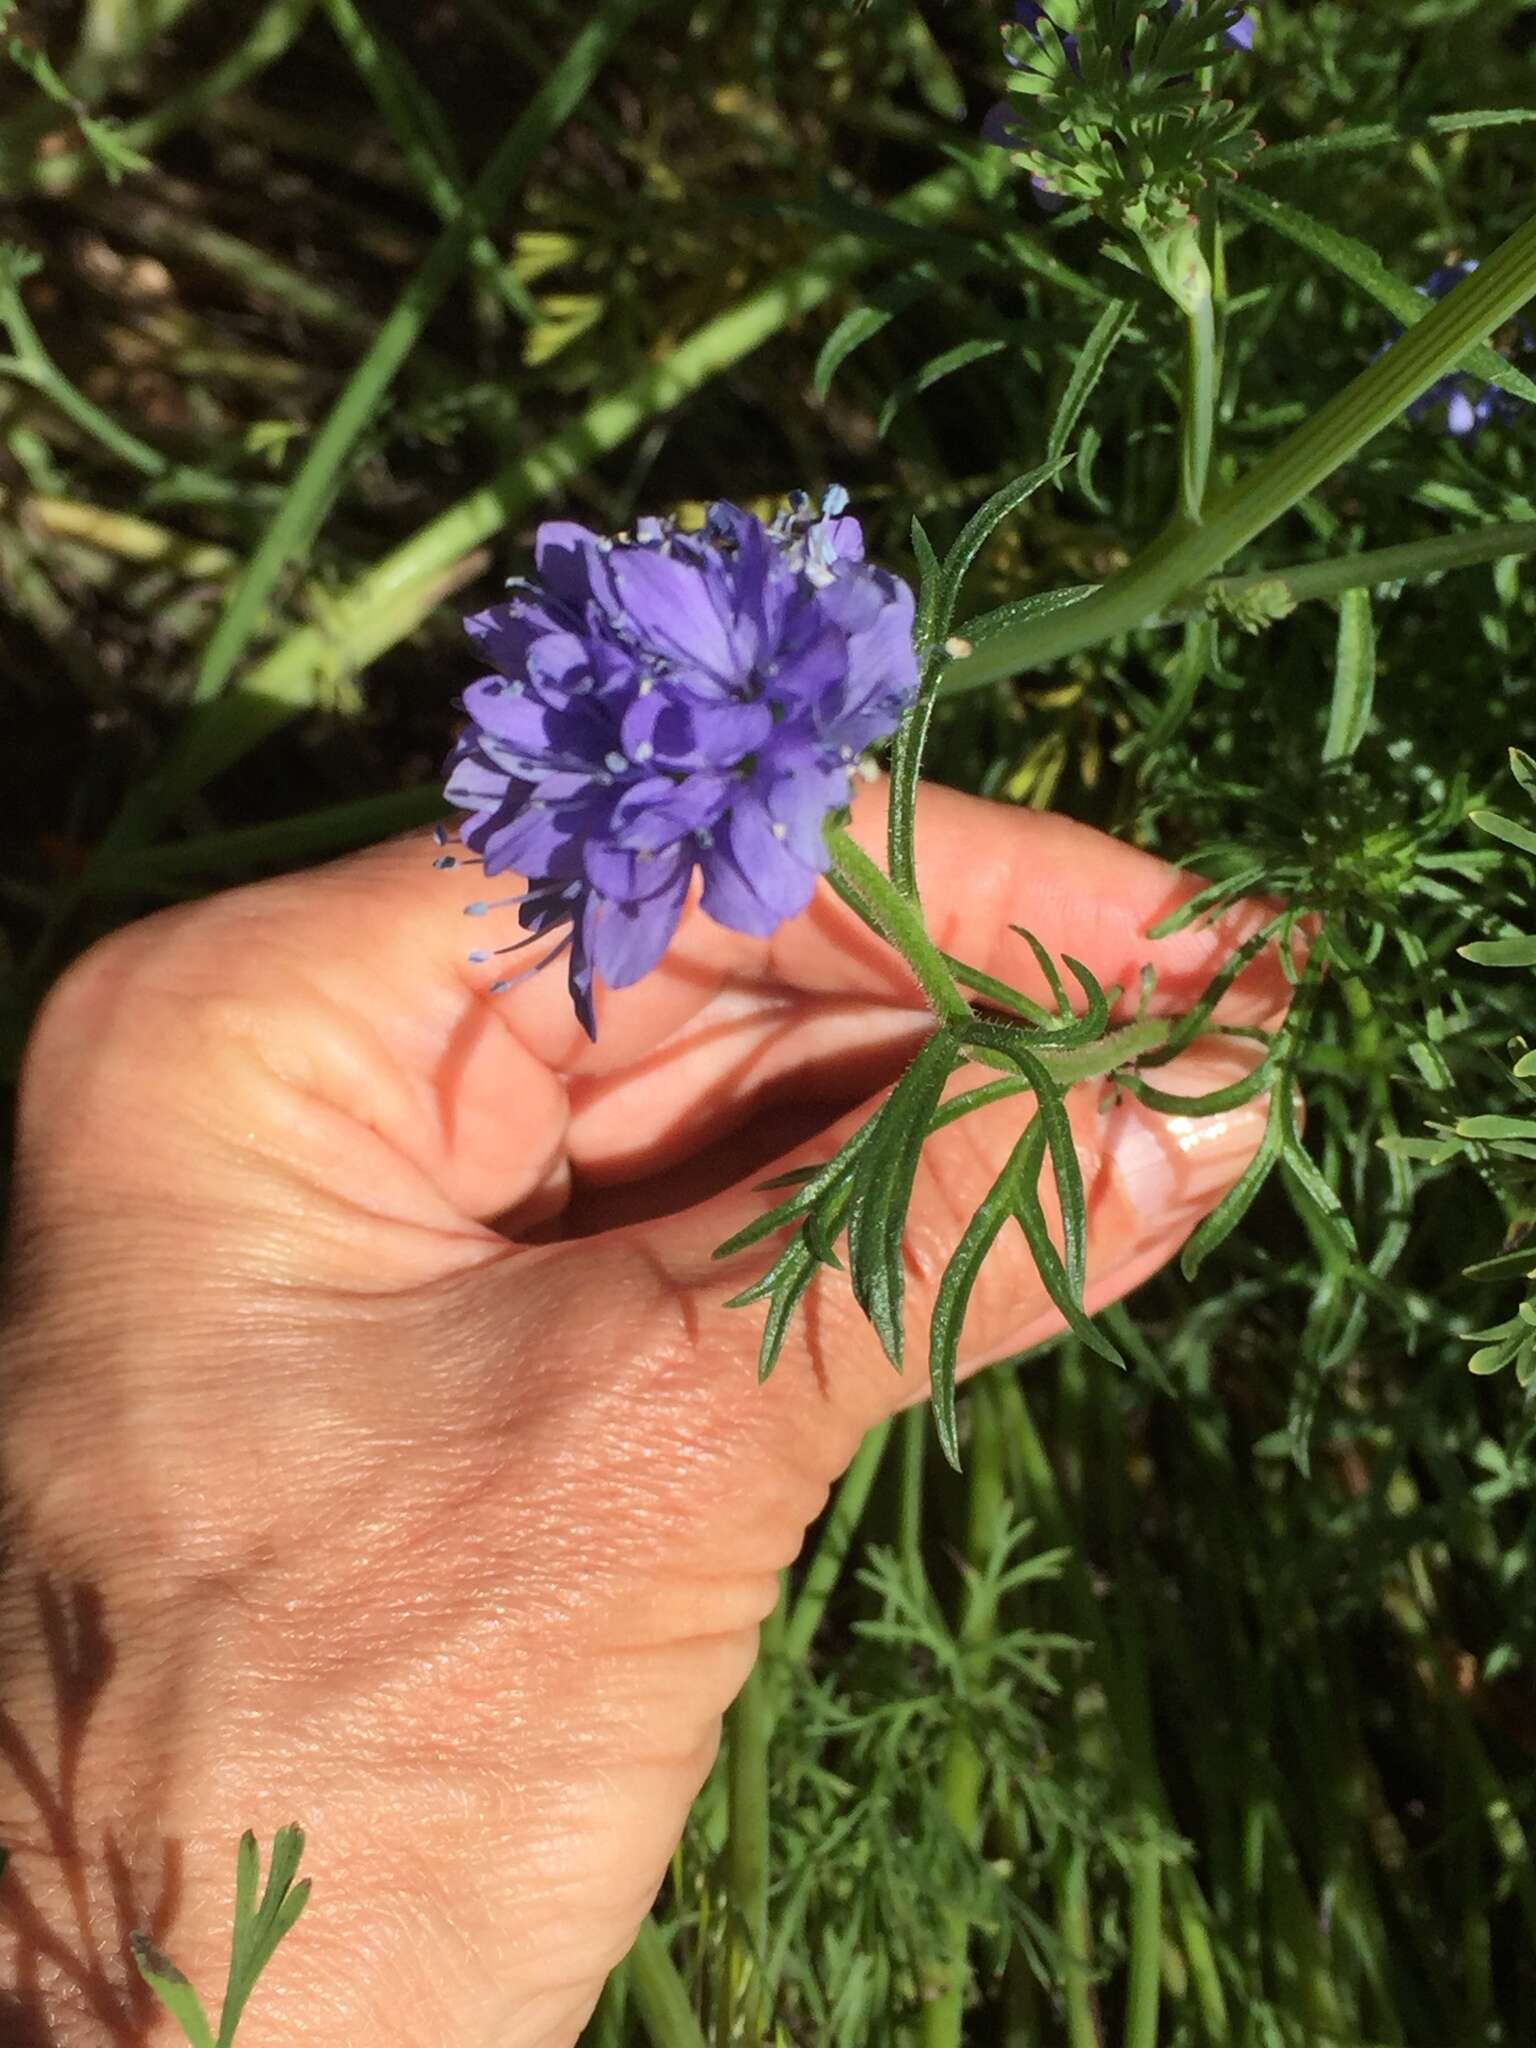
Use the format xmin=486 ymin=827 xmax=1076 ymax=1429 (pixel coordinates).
xmin=643 ymin=1034 xmax=1270 ymax=1459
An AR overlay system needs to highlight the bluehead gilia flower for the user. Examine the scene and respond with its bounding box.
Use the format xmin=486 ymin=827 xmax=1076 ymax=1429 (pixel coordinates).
xmin=1405 ymin=261 xmax=1534 ymax=438
xmin=442 ymin=493 xmax=919 ymax=1037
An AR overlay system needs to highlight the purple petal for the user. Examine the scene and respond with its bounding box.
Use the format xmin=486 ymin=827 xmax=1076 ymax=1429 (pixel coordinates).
xmin=534 ymin=522 xmax=608 ymax=608
xmin=607 ymin=546 xmax=745 ymax=680
xmin=611 ymin=772 xmax=733 ymax=853
xmin=698 ymin=802 xmax=819 ymax=937
xmin=583 ymin=839 xmax=693 ymax=906
xmin=589 ymin=862 xmax=692 ymax=988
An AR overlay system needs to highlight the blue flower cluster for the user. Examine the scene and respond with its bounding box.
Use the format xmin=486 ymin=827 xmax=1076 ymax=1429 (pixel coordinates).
xmin=444 ymin=494 xmax=919 ymax=1036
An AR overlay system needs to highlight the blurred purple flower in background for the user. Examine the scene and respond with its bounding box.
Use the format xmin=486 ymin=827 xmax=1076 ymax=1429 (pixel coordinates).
xmin=1406 ymin=261 xmax=1534 ymax=438
xmin=443 ymin=493 xmax=919 ymax=1036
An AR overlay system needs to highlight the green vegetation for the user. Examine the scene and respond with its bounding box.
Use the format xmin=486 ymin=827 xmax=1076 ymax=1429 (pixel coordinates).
xmin=5 ymin=1 xmax=1536 ymax=2040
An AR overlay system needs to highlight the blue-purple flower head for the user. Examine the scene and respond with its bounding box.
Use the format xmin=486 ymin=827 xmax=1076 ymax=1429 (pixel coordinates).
xmin=1405 ymin=261 xmax=1534 ymax=438
xmin=443 ymin=493 xmax=919 ymax=1037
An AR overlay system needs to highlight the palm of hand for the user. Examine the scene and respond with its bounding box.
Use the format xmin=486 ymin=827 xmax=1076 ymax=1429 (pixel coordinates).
xmin=0 ymin=784 xmax=1279 ymax=2046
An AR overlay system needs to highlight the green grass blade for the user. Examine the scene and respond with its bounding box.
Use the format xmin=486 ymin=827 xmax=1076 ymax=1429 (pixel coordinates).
xmin=190 ymin=0 xmax=650 ymax=710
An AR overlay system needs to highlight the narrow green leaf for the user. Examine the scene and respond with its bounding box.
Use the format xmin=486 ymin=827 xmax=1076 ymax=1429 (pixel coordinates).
xmin=1322 ymin=587 xmax=1376 ymax=763
xmin=1008 ymin=924 xmax=1072 ymax=1018
xmin=877 ymin=336 xmax=1009 ymax=440
xmin=1119 ymin=1046 xmax=1280 ymax=1117
xmin=1011 ymin=1126 xmax=1124 ymax=1368
xmin=131 ymin=1935 xmax=217 ymax=2048
xmin=1257 ymin=108 xmax=1536 ymax=170
xmin=1456 ymin=1115 xmax=1536 ymax=1142
xmin=1048 ymin=297 xmax=1136 ymax=463
xmin=1181 ymin=1091 xmax=1286 ymax=1279
xmin=1138 ymin=920 xmax=1283 ymax=1066
xmin=910 ymin=513 xmax=943 ymax=654
xmin=1471 ymin=808 xmax=1536 ymax=858
xmin=929 ymin=1181 xmax=1014 ymax=1469
xmin=940 ymin=951 xmax=1056 ymax=1028
xmin=932 ymin=455 xmax=1073 ymax=648
xmin=1469 ymin=1338 xmax=1522 ymax=1377
xmin=754 ymin=1240 xmax=819 ymax=1384
xmin=714 ymin=1117 xmax=880 ymax=1260
xmin=847 ymin=1032 xmax=960 ymax=1368
xmin=958 ymin=583 xmax=1095 ymax=663
xmin=1460 ymin=935 xmax=1536 ymax=967
xmin=1510 ymin=747 xmax=1536 ymax=801
xmin=813 ymin=281 xmax=928 ymax=400
xmin=1010 ymin=1048 xmax=1089 ymax=1297
xmin=1226 ymin=186 xmax=1536 ymax=408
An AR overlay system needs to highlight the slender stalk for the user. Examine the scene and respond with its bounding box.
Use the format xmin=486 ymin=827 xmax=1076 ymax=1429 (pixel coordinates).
xmin=1215 ymin=519 xmax=1536 ymax=609
xmin=921 ymin=1377 xmax=1008 ymax=2047
xmin=826 ymin=828 xmax=970 ymax=1026
xmin=941 ymin=520 xmax=1536 ymax=699
xmin=898 ymin=1406 xmax=928 ymax=1595
xmin=725 ymin=1647 xmax=772 ymax=2038
xmin=1057 ymin=1842 xmax=1101 ymax=2048
xmin=627 ymin=1918 xmax=709 ymax=2048
xmin=1178 ymin=289 xmax=1217 ymax=528
xmin=782 ymin=1418 xmax=891 ymax=1666
xmin=319 ymin=0 xmax=535 ymax=325
xmin=941 ymin=207 xmax=1536 ymax=693
xmin=1123 ymin=1835 xmax=1164 ymax=2048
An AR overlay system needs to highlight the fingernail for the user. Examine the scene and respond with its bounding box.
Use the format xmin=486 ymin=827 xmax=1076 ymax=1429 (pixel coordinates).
xmin=1104 ymin=1041 xmax=1271 ymax=1226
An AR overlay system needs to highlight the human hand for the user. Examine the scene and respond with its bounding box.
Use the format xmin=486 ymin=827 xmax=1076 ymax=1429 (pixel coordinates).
xmin=0 ymin=780 xmax=1285 ymax=2047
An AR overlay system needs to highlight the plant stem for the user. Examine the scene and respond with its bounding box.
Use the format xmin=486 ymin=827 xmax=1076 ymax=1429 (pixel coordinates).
xmin=627 ymin=1918 xmax=709 ymax=2048
xmin=1178 ymin=288 xmax=1217 ymax=528
xmin=943 ymin=520 xmax=1536 ymax=699
xmin=941 ymin=206 xmax=1536 ymax=693
xmin=1057 ymin=1841 xmax=1100 ymax=2048
xmin=1214 ymin=519 xmax=1536 ymax=609
xmin=726 ymin=1642 xmax=772 ymax=2037
xmin=922 ymin=1376 xmax=1008 ymax=2047
xmin=826 ymin=828 xmax=970 ymax=1027
xmin=782 ymin=1418 xmax=891 ymax=1665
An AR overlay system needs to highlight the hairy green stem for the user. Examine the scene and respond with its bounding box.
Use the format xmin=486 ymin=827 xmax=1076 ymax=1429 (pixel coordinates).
xmin=826 ymin=828 xmax=970 ymax=1027
xmin=941 ymin=207 xmax=1536 ymax=693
